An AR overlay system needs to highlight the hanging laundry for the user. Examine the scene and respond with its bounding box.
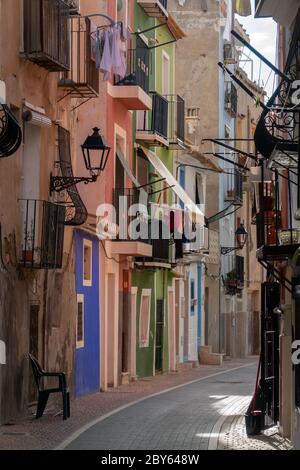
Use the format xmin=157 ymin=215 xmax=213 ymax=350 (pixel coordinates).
xmin=111 ymin=25 xmax=126 ymax=79
xmin=100 ymin=30 xmax=113 ymax=81
xmin=94 ymin=30 xmax=104 ymax=70
xmin=90 ymin=21 xmax=97 ymax=62
xmin=234 ymin=0 xmax=252 ymax=17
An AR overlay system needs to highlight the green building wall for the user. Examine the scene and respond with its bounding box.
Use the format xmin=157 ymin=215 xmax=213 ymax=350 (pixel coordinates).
xmin=132 ymin=1 xmax=178 ymax=377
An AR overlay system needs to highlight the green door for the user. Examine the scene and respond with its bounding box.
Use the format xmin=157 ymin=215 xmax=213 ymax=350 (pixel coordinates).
xmin=155 ymin=300 xmax=164 ymax=372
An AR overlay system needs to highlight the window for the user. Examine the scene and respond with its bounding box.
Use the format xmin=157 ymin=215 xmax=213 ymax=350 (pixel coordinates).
xmin=117 ymin=0 xmax=128 ymax=29
xmin=139 ymin=289 xmax=151 ymax=348
xmin=190 ymin=279 xmax=196 ymax=316
xmin=162 ymin=52 xmax=170 ymax=96
xmin=137 ymin=151 xmax=149 ymax=188
xmin=196 ymin=173 xmax=205 ymax=211
xmin=83 ymin=239 xmax=92 ymax=286
xmin=76 ymin=294 xmax=84 ymax=349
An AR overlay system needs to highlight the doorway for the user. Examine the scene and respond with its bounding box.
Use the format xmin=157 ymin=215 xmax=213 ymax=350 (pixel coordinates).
xmin=29 ymin=304 xmax=39 ymax=402
xmin=175 ymin=280 xmax=180 ymax=365
xmin=183 ymin=278 xmax=189 ymax=361
xmin=120 ymin=269 xmax=130 ymax=381
xmin=205 ymin=287 xmax=209 ymax=345
xmin=155 ymin=300 xmax=164 ymax=373
xmin=107 ymin=274 xmax=116 ymax=387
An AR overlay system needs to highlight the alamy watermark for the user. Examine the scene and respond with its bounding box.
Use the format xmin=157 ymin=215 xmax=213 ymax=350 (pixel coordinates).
xmin=292 ymin=341 xmax=300 ymax=365
xmin=96 ymin=199 xmax=204 ymax=249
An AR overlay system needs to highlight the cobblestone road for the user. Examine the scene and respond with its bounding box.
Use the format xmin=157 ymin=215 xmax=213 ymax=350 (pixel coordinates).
xmin=64 ymin=361 xmax=281 ymax=450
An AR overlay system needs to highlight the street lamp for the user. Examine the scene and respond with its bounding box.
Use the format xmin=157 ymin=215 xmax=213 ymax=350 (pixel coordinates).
xmin=50 ymin=127 xmax=111 ymax=194
xmin=221 ymin=222 xmax=248 ymax=255
xmin=81 ymin=127 xmax=111 ymax=175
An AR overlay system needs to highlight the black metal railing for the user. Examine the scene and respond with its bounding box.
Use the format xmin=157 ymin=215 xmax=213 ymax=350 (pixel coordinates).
xmin=151 ymin=236 xmax=170 ymax=262
xmin=19 ymin=199 xmax=65 ymax=269
xmin=166 ymin=95 xmax=185 ymax=146
xmin=225 ymin=82 xmax=238 ymax=116
xmin=59 ymin=17 xmax=99 ymax=98
xmin=223 ymin=255 xmax=244 ymax=294
xmin=0 ymin=104 xmax=22 ymax=158
xmin=136 ymin=92 xmax=169 ymax=140
xmin=224 ymin=169 xmax=243 ymax=205
xmin=113 ymin=188 xmax=151 ymax=243
xmin=159 ymin=0 xmax=168 ymax=9
xmin=114 ymin=39 xmax=150 ymax=94
xmin=255 ymin=178 xmax=300 ymax=252
xmin=254 ymin=13 xmax=300 ymax=159
xmin=23 ymin=0 xmax=70 ymax=71
xmin=57 ymin=126 xmax=88 ymax=226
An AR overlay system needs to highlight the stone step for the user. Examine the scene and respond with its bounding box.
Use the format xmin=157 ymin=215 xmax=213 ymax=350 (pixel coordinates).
xmin=199 ymin=345 xmax=225 ymax=366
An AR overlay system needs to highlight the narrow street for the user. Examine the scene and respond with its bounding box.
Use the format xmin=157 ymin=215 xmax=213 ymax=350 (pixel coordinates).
xmin=60 ymin=361 xmax=288 ymax=451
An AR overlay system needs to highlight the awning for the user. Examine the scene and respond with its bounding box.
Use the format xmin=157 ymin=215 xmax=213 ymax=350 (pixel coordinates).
xmin=139 ymin=146 xmax=205 ymax=226
xmin=117 ymin=145 xmax=140 ymax=188
xmin=116 ymin=145 xmax=148 ymax=205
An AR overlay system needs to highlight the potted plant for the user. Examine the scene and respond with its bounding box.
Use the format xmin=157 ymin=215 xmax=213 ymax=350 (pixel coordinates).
xmin=224 ymin=270 xmax=238 ymax=294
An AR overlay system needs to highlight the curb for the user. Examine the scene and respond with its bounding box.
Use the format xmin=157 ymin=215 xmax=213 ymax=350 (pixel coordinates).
xmin=57 ymin=362 xmax=257 ymax=450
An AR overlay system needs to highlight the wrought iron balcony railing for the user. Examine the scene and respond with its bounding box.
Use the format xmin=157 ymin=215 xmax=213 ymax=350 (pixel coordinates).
xmin=223 ymin=255 xmax=244 ymax=295
xmin=224 ymin=169 xmax=243 ymax=206
xmin=225 ymin=82 xmax=238 ymax=117
xmin=136 ymin=92 xmax=169 ymax=143
xmin=23 ymin=0 xmax=70 ymax=71
xmin=113 ymin=188 xmax=151 ymax=243
xmin=114 ymin=40 xmax=150 ymax=94
xmin=255 ymin=180 xmax=300 ymax=259
xmin=19 ymin=199 xmax=65 ymax=269
xmin=254 ymin=13 xmax=300 ymax=163
xmin=166 ymin=94 xmax=185 ymax=148
xmin=59 ymin=17 xmax=99 ymax=98
xmin=136 ymin=93 xmax=185 ymax=147
xmin=56 ymin=126 xmax=88 ymax=226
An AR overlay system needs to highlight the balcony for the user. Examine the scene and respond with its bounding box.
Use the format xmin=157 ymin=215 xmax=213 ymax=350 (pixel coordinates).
xmin=136 ymin=93 xmax=185 ymax=148
xmin=108 ymin=40 xmax=152 ymax=111
xmin=137 ymin=0 xmax=168 ymax=20
xmin=224 ymin=44 xmax=237 ymax=65
xmin=111 ymin=189 xmax=153 ymax=257
xmin=166 ymin=95 xmax=185 ymax=149
xmin=59 ymin=17 xmax=99 ymax=98
xmin=225 ymin=82 xmax=238 ymax=117
xmin=224 ymin=169 xmax=243 ymax=206
xmin=23 ymin=0 xmax=70 ymax=72
xmin=136 ymin=92 xmax=169 ymax=146
xmin=19 ymin=199 xmax=65 ymax=269
xmin=223 ymin=255 xmax=244 ymax=295
xmin=135 ymin=216 xmax=174 ymax=268
xmin=255 ymin=181 xmax=300 ymax=261
xmin=182 ymin=227 xmax=209 ymax=258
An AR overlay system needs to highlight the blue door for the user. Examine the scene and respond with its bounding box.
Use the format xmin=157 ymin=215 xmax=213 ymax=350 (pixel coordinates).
xmin=179 ymin=167 xmax=186 ymax=209
xmin=197 ymin=264 xmax=202 ymax=348
xmin=74 ymin=231 xmax=100 ymax=397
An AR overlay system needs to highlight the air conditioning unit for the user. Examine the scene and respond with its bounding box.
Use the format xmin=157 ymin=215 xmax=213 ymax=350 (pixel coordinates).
xmin=65 ymin=0 xmax=80 ymax=15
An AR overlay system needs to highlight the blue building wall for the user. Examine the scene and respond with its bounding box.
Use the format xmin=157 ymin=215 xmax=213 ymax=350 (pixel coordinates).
xmin=74 ymin=231 xmax=100 ymax=397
